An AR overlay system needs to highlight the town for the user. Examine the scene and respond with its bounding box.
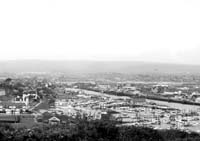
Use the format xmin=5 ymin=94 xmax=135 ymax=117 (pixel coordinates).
xmin=1 ymin=72 xmax=200 ymax=134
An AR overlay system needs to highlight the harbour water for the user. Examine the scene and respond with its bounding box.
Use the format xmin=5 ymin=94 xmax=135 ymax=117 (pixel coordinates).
xmin=146 ymin=99 xmax=200 ymax=111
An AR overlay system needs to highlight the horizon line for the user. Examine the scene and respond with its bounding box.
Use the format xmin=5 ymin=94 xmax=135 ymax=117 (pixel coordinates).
xmin=0 ymin=59 xmax=199 ymax=66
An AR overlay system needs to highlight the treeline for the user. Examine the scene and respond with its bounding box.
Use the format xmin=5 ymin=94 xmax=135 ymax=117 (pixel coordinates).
xmin=0 ymin=78 xmax=56 ymax=99
xmin=0 ymin=118 xmax=200 ymax=141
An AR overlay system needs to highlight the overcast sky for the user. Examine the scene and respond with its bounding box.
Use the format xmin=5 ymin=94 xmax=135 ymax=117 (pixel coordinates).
xmin=0 ymin=0 xmax=200 ymax=64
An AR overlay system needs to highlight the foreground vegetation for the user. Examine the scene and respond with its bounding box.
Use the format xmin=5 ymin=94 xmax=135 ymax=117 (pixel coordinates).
xmin=0 ymin=117 xmax=200 ymax=141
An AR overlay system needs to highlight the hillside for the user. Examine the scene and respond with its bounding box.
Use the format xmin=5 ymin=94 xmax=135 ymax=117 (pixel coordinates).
xmin=0 ymin=60 xmax=200 ymax=74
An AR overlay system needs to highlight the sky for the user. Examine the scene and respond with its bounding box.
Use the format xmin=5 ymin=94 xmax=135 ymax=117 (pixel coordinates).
xmin=0 ymin=0 xmax=200 ymax=64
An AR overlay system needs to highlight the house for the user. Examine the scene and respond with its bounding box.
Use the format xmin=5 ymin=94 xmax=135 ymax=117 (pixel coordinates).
xmin=48 ymin=116 xmax=60 ymax=125
xmin=22 ymin=93 xmax=39 ymax=106
xmin=42 ymin=112 xmax=70 ymax=124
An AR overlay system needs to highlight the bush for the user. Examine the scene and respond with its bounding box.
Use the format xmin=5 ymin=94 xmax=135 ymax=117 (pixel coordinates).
xmin=0 ymin=118 xmax=199 ymax=141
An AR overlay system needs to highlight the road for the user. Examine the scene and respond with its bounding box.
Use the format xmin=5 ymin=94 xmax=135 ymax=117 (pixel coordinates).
xmin=29 ymin=100 xmax=43 ymax=111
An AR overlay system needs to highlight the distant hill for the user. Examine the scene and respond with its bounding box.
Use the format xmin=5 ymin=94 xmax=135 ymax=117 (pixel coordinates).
xmin=0 ymin=60 xmax=200 ymax=74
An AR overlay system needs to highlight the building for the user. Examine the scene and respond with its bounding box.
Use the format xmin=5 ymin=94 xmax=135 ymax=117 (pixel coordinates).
xmin=195 ymin=97 xmax=200 ymax=103
xmin=48 ymin=116 xmax=60 ymax=125
xmin=0 ymin=89 xmax=5 ymax=96
xmin=152 ymin=85 xmax=168 ymax=94
xmin=0 ymin=102 xmax=27 ymax=114
xmin=0 ymin=115 xmax=20 ymax=123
